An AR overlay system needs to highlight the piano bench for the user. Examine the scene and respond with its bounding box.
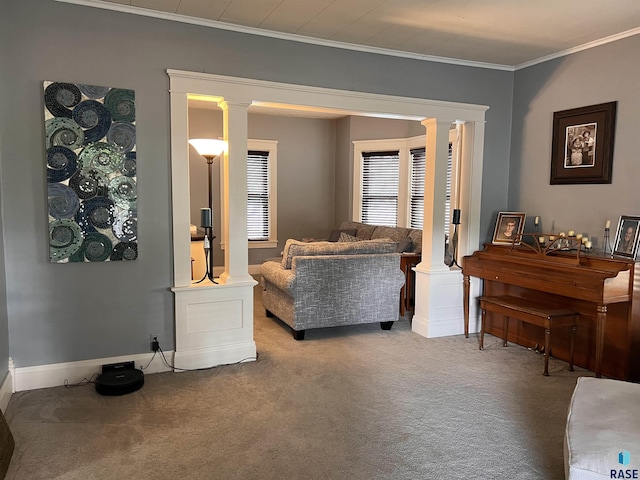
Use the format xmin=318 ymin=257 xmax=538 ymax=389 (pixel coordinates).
xmin=478 ymin=295 xmax=579 ymax=376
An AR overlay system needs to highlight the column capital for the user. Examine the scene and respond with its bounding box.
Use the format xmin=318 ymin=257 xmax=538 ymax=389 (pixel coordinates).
xmin=218 ymin=99 xmax=252 ymax=110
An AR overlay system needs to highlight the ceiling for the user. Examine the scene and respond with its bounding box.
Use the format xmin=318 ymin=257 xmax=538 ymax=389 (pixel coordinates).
xmin=64 ymin=0 xmax=640 ymax=69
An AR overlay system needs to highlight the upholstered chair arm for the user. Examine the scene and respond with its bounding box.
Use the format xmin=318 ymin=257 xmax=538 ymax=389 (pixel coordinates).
xmin=260 ymin=261 xmax=296 ymax=294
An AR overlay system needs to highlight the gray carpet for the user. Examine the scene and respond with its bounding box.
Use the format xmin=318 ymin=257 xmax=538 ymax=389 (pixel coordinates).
xmin=4 ymin=285 xmax=589 ymax=479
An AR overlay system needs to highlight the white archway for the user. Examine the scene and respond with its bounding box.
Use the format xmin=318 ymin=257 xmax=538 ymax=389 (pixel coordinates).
xmin=168 ymin=70 xmax=488 ymax=368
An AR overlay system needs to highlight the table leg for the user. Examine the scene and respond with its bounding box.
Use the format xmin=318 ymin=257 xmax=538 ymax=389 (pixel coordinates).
xmin=543 ymin=327 xmax=551 ymax=376
xmin=463 ymin=274 xmax=470 ymax=338
xmin=569 ymin=324 xmax=576 ymax=372
xmin=595 ymin=305 xmax=607 ymax=378
xmin=480 ymin=307 xmax=486 ymax=350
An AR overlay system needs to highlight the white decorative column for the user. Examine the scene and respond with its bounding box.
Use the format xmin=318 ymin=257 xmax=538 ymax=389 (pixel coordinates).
xmin=218 ymin=99 xmax=255 ymax=285
xmin=412 ymin=118 xmax=465 ymax=338
xmin=169 ymin=71 xmax=256 ymax=370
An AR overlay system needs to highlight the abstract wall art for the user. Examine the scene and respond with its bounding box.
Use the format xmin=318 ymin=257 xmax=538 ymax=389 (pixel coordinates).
xmin=44 ymin=81 xmax=138 ymax=263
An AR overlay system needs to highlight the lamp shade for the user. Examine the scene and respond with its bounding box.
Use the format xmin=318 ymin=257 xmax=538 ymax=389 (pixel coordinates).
xmin=188 ymin=139 xmax=226 ymax=158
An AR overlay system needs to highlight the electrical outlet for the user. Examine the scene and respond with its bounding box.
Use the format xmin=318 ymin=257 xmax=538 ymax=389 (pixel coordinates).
xmin=150 ymin=334 xmax=160 ymax=352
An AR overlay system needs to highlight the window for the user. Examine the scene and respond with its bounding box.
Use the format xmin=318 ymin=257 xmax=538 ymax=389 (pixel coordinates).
xmin=247 ymin=150 xmax=269 ymax=240
xmin=353 ymin=132 xmax=455 ymax=262
xmin=353 ymin=135 xmax=426 ymax=229
xmin=409 ymin=147 xmax=425 ymax=229
xmin=361 ymin=150 xmax=400 ymax=226
xmin=246 ymin=140 xmax=277 ymax=247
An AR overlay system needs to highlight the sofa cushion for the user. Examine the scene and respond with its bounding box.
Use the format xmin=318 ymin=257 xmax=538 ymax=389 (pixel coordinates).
xmin=328 ymin=228 xmax=357 ymax=242
xmin=281 ymin=238 xmax=397 ymax=269
xmin=372 ymin=225 xmax=410 ymax=243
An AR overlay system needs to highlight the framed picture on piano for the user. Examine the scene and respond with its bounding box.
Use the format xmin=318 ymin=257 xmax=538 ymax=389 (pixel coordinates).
xmin=492 ymin=212 xmax=526 ymax=245
xmin=613 ymin=215 xmax=640 ymax=259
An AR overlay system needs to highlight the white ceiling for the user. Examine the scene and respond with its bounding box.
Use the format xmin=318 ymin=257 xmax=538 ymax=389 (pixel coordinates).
xmin=62 ymin=0 xmax=640 ymax=69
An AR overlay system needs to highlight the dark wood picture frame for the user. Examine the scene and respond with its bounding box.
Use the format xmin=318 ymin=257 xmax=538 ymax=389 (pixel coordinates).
xmin=492 ymin=212 xmax=526 ymax=245
xmin=550 ymin=101 xmax=617 ymax=184
xmin=613 ymin=215 xmax=640 ymax=259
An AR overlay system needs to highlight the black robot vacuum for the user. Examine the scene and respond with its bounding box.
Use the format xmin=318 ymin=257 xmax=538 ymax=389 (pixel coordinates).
xmin=95 ymin=361 xmax=144 ymax=396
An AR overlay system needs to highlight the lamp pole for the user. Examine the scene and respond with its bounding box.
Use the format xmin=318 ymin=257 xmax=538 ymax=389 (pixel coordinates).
xmin=205 ymin=154 xmax=215 ymax=282
xmin=188 ymin=138 xmax=226 ymax=284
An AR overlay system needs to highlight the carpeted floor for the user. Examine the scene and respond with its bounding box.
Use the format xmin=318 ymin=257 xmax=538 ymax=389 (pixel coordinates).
xmin=3 ymin=284 xmax=589 ymax=479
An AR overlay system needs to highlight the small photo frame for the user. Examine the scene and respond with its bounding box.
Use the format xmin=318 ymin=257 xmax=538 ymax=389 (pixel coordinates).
xmin=613 ymin=216 xmax=640 ymax=259
xmin=492 ymin=212 xmax=526 ymax=245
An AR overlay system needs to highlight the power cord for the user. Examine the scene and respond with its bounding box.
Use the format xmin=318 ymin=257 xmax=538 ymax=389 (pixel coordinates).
xmin=64 ymin=373 xmax=99 ymax=388
xmin=154 ymin=339 xmax=258 ymax=372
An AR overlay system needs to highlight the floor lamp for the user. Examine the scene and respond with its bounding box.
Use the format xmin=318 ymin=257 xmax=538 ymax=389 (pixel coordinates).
xmin=188 ymin=138 xmax=226 ymax=284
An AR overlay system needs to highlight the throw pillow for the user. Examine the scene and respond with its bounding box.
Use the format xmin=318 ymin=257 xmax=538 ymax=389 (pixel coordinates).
xmin=328 ymin=228 xmax=357 ymax=242
xmin=396 ymin=237 xmax=413 ymax=253
xmin=338 ymin=232 xmax=360 ymax=242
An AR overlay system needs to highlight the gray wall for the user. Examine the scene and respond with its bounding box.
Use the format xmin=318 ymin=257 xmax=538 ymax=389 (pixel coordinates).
xmin=0 ymin=150 xmax=8 ymax=377
xmin=1 ymin=0 xmax=513 ymax=369
xmin=510 ymin=35 xmax=640 ymax=244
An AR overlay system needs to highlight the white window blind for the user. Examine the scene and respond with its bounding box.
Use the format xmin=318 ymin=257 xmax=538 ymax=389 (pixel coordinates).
xmin=409 ymin=147 xmax=425 ymax=229
xmin=247 ymin=150 xmax=269 ymax=241
xmin=361 ymin=150 xmax=399 ymax=227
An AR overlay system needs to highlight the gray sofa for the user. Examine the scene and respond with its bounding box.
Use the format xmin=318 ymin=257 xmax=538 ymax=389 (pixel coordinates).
xmin=260 ymin=238 xmax=406 ymax=340
xmin=334 ymin=220 xmax=422 ymax=254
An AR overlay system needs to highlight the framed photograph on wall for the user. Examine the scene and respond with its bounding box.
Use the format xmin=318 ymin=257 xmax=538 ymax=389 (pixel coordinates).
xmin=550 ymin=101 xmax=617 ymax=185
xmin=492 ymin=212 xmax=526 ymax=245
xmin=613 ymin=215 xmax=640 ymax=259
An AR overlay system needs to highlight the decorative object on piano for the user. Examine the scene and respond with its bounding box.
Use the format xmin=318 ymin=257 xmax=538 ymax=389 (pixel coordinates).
xmin=612 ymin=215 xmax=640 ymax=259
xmin=492 ymin=212 xmax=526 ymax=245
xmin=603 ymin=219 xmax=612 ymax=255
xmin=502 ymin=231 xmax=589 ymax=266
xmin=550 ymin=101 xmax=617 ymax=185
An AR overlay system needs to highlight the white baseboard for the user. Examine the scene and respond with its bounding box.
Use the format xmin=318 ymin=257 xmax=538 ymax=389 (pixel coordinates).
xmin=173 ymin=341 xmax=257 ymax=371
xmin=13 ymin=351 xmax=174 ymax=392
xmin=0 ymin=370 xmax=13 ymax=412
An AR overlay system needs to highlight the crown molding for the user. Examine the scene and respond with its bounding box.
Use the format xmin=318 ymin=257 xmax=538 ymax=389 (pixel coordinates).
xmin=56 ymin=0 xmax=640 ymax=73
xmin=55 ymin=0 xmax=514 ymax=71
xmin=515 ymin=27 xmax=640 ymax=70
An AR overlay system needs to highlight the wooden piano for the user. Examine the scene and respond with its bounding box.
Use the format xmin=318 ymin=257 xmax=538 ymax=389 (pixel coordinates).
xmin=462 ymin=241 xmax=640 ymax=381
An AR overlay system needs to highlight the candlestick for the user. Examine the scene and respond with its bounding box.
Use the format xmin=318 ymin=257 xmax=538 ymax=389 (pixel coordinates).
xmin=606 ymin=220 xmax=611 ymax=229
xmin=534 ymin=216 xmax=539 ymax=226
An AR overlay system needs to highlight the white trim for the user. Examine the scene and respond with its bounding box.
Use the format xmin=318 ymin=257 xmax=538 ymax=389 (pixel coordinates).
xmin=169 ymin=70 xmax=486 ymax=339
xmin=0 ymin=370 xmax=13 ymax=413
xmin=12 ymin=352 xmax=172 ymax=392
xmin=172 ymin=341 xmax=256 ymax=372
xmin=55 ymin=0 xmax=640 ymax=72
xmin=170 ymin=70 xmax=488 ymax=122
xmin=515 ymin=27 xmax=640 ymax=70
